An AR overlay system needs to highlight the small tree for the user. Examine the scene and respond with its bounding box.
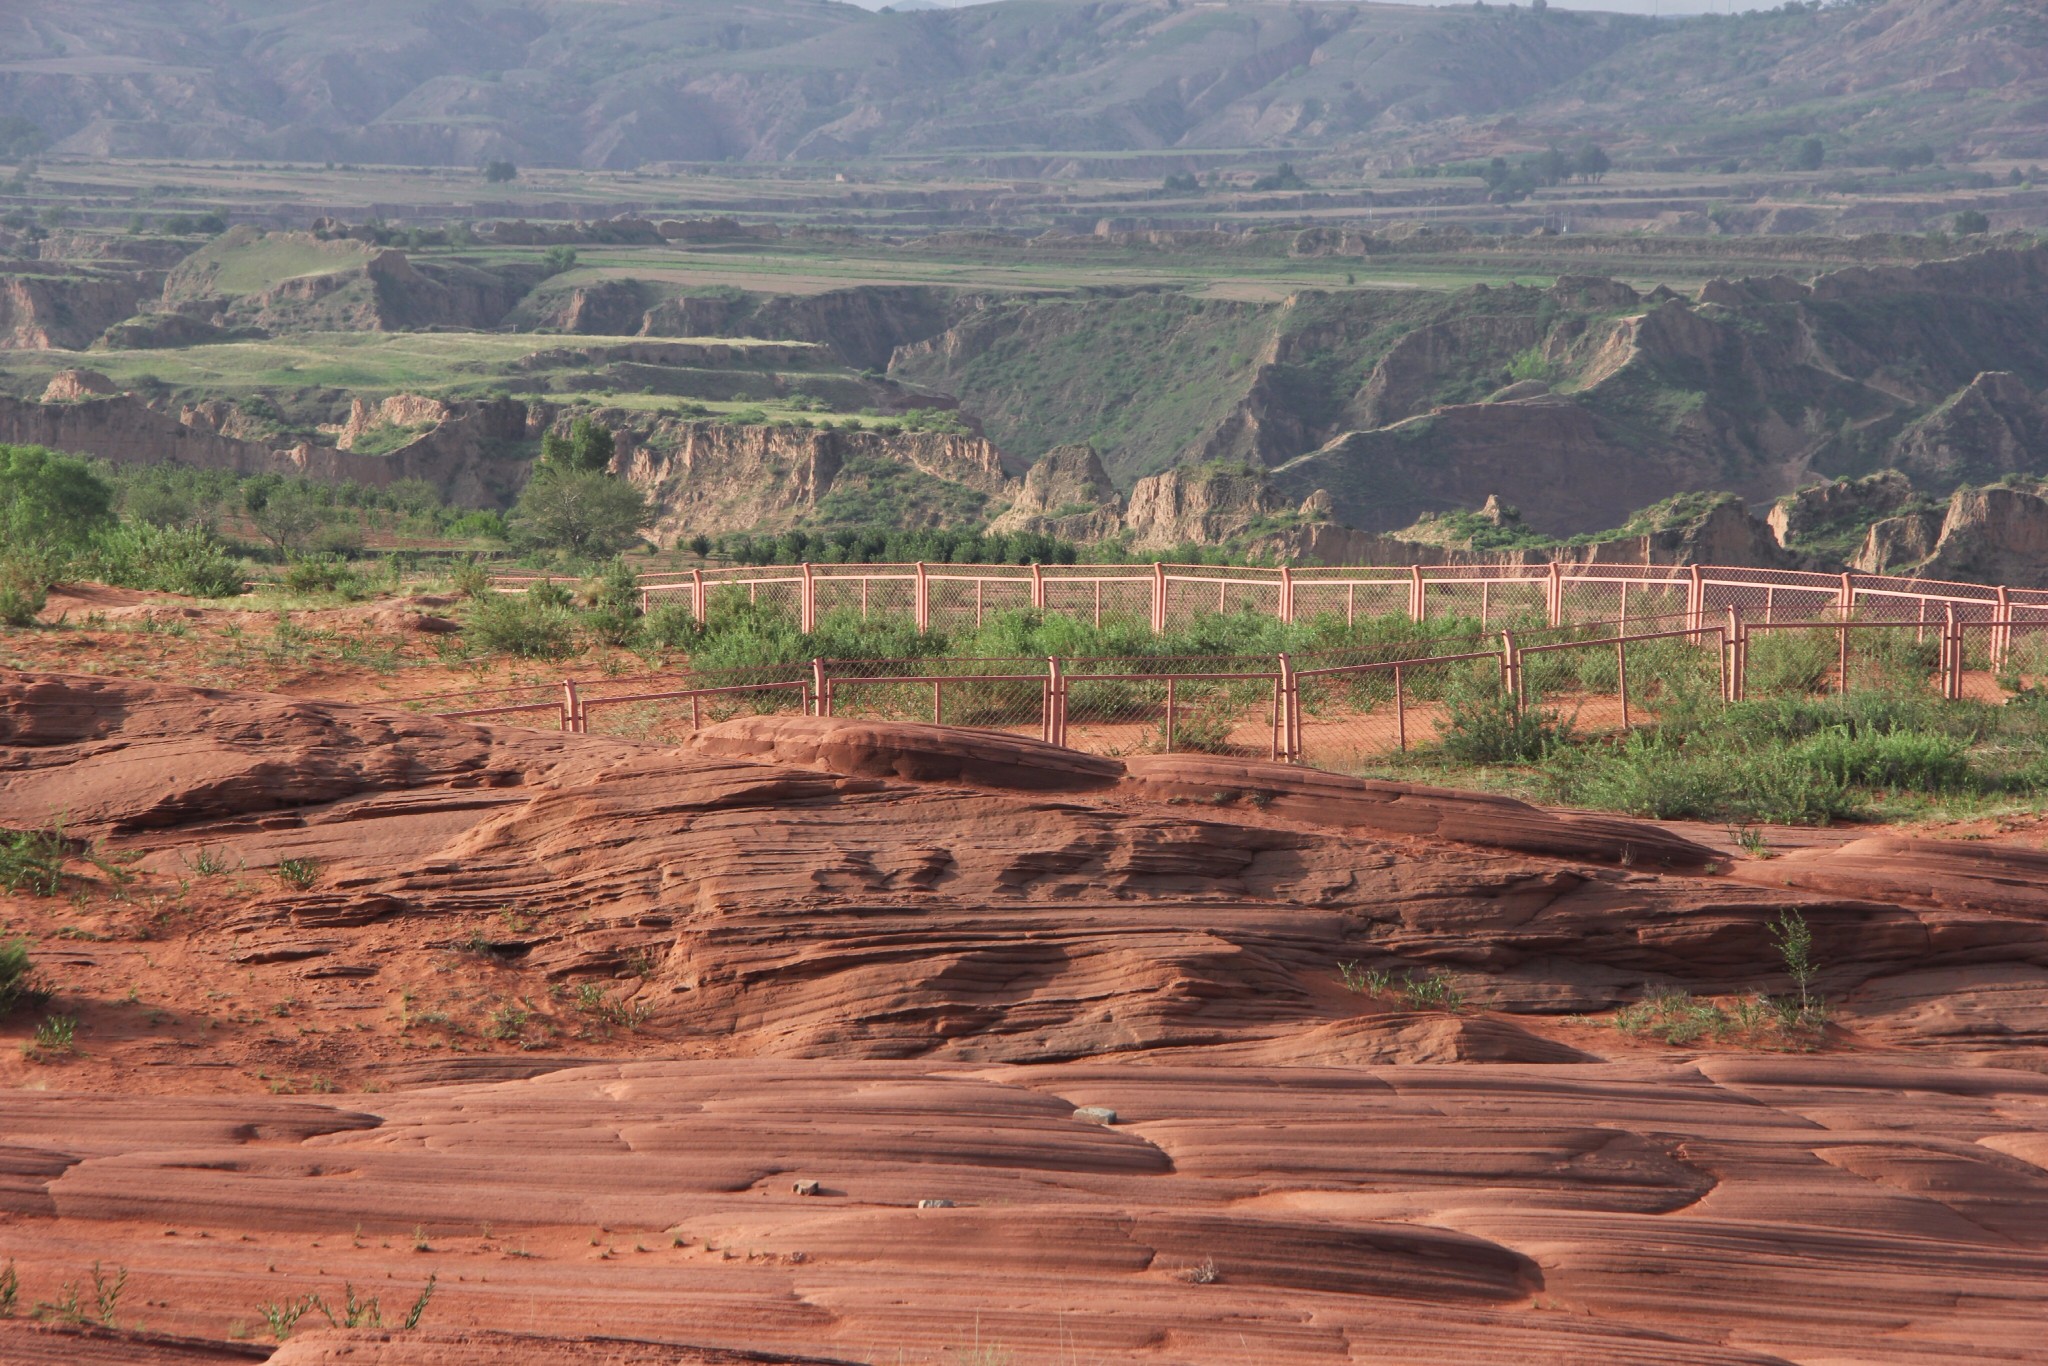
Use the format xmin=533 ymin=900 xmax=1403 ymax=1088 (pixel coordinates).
xmin=482 ymin=159 xmax=518 ymax=184
xmin=1953 ymin=209 xmax=1990 ymax=235
xmin=509 ymin=468 xmax=649 ymax=558
xmin=1536 ymin=146 xmax=1570 ymax=187
xmin=0 ymin=445 xmax=114 ymax=554
xmin=1793 ymin=137 xmax=1825 ymax=171
xmin=541 ymin=245 xmax=578 ymax=276
xmin=1573 ymin=143 xmax=1611 ymax=183
xmin=245 ymin=482 xmax=330 ymax=556
xmin=541 ymin=417 xmax=615 ymax=474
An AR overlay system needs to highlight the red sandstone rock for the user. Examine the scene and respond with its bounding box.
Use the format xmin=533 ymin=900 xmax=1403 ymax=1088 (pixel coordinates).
xmin=0 ymin=671 xmax=2044 ymax=1363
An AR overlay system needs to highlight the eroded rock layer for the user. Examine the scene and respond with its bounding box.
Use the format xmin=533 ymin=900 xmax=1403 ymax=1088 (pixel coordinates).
xmin=1 ymin=674 xmax=2045 ymax=1363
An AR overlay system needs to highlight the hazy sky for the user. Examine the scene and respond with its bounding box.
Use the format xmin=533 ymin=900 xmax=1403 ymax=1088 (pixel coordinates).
xmin=847 ymin=1 xmax=1781 ymax=12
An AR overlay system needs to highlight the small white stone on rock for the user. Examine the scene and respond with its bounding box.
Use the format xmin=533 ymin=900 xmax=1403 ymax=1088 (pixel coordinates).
xmin=792 ymin=1179 xmax=822 ymax=1196
xmin=1075 ymin=1106 xmax=1117 ymax=1125
xmin=917 ymin=1198 xmax=953 ymax=1209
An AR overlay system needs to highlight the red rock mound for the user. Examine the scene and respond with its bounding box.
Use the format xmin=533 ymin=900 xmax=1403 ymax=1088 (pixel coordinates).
xmin=0 ymin=672 xmax=2045 ymax=1362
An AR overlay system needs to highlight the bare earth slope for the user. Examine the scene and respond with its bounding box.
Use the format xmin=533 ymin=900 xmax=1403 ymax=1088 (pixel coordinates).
xmin=1 ymin=676 xmax=2046 ymax=1362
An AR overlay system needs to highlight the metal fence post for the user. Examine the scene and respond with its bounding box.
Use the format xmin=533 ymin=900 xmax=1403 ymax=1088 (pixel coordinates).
xmin=1500 ymin=630 xmax=1520 ymax=709
xmin=800 ymin=562 xmax=816 ymax=634
xmin=1395 ymin=664 xmax=1407 ymax=753
xmin=812 ymin=658 xmax=827 ymax=716
xmin=691 ymin=567 xmax=705 ymax=625
xmin=1152 ymin=562 xmax=1167 ymax=634
xmin=1047 ymin=655 xmax=1067 ymax=747
xmin=914 ymin=561 xmax=929 ymax=633
xmin=1279 ymin=565 xmax=1294 ymax=625
xmin=1996 ymin=586 xmax=2012 ymax=673
xmin=1276 ymin=651 xmax=1297 ymax=763
xmin=1031 ymin=562 xmax=1045 ymax=611
xmin=1410 ymin=564 xmax=1425 ymax=623
xmin=1546 ymin=560 xmax=1563 ymax=629
xmin=1687 ymin=563 xmax=1703 ymax=640
xmin=561 ymin=679 xmax=582 ymax=734
xmin=1838 ymin=571 xmax=1854 ymax=619
xmin=1617 ymin=637 xmax=1630 ymax=730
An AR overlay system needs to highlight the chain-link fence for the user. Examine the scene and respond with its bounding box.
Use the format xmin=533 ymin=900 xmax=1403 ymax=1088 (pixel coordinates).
xmin=1059 ymin=654 xmax=1286 ymax=760
xmin=1293 ymin=650 xmax=1508 ymax=768
xmin=821 ymin=656 xmax=1052 ymax=740
xmin=1734 ymin=621 xmax=1947 ymax=701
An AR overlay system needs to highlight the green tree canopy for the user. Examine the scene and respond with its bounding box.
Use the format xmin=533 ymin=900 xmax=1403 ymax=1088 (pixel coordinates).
xmin=509 ymin=467 xmax=649 ymax=558
xmin=0 ymin=445 xmax=115 ymax=553
xmin=540 ymin=417 xmax=617 ymax=474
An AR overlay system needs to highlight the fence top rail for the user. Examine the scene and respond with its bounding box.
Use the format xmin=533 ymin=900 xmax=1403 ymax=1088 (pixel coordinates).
xmin=1294 ymin=648 xmax=1506 ymax=679
xmin=1745 ymin=618 xmax=1971 ymax=632
xmin=1064 ymin=668 xmax=1281 ymax=683
xmin=1518 ymin=625 xmax=1727 ymax=655
xmin=828 ymin=672 xmax=1051 ymax=687
xmin=581 ymin=679 xmax=811 ymax=708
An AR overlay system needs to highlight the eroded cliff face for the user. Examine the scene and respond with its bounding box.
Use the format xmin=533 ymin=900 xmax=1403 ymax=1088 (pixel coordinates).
xmin=0 ymin=272 xmax=159 ymax=349
xmin=625 ymin=421 xmax=1013 ymax=546
xmin=1123 ymin=462 xmax=1287 ymax=550
xmin=0 ymin=390 xmax=547 ymax=507
xmin=985 ymin=443 xmax=1125 ymax=542
xmin=1892 ymin=371 xmax=2048 ymax=487
xmin=1859 ymin=481 xmax=2048 ymax=586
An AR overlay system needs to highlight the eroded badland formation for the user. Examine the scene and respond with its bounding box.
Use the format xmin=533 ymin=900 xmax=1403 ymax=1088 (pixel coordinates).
xmin=5 ymin=0 xmax=2048 ymax=1362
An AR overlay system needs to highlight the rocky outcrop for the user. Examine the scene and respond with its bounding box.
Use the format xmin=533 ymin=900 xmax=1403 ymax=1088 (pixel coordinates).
xmin=1123 ymin=461 xmax=1287 ymax=549
xmin=625 ymin=421 xmax=1013 ymax=546
xmin=331 ymin=394 xmax=455 ymax=451
xmin=1891 ymin=372 xmax=2048 ymax=488
xmin=40 ymin=369 xmax=119 ymax=403
xmin=0 ymin=392 xmax=546 ymax=507
xmin=1270 ymin=401 xmax=1697 ymax=537
xmin=1271 ymin=494 xmax=1792 ymax=570
xmin=985 ymin=443 xmax=1125 ymax=541
xmin=540 ymin=279 xmax=654 ymax=336
xmin=1769 ymin=471 xmax=1917 ymax=548
xmin=4 ymin=672 xmax=2048 ymax=1363
xmin=0 ymin=272 xmax=159 ymax=349
xmin=1856 ymin=510 xmax=1947 ymax=574
xmin=1861 ymin=481 xmax=2048 ymax=586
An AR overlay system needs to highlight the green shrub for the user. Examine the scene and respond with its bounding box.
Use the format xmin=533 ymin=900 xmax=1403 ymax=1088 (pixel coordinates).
xmin=0 ymin=937 xmax=45 ymax=1016
xmin=468 ymin=593 xmax=578 ymax=660
xmin=1788 ymin=726 xmax=1972 ymax=791
xmin=0 ymin=558 xmax=48 ymax=627
xmin=282 ymin=555 xmax=368 ymax=599
xmin=0 ymin=828 xmax=67 ymax=896
xmin=643 ymin=600 xmax=701 ymax=649
xmin=89 ymin=523 xmax=246 ymax=597
xmin=1437 ymin=688 xmax=1573 ymax=764
xmin=449 ymin=558 xmax=491 ymax=599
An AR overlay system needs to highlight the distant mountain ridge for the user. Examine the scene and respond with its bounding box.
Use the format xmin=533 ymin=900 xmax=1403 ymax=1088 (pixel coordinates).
xmin=2 ymin=0 xmax=2039 ymax=166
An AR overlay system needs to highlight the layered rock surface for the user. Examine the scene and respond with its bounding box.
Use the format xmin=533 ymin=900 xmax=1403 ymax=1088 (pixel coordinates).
xmin=0 ymin=675 xmax=2046 ymax=1361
